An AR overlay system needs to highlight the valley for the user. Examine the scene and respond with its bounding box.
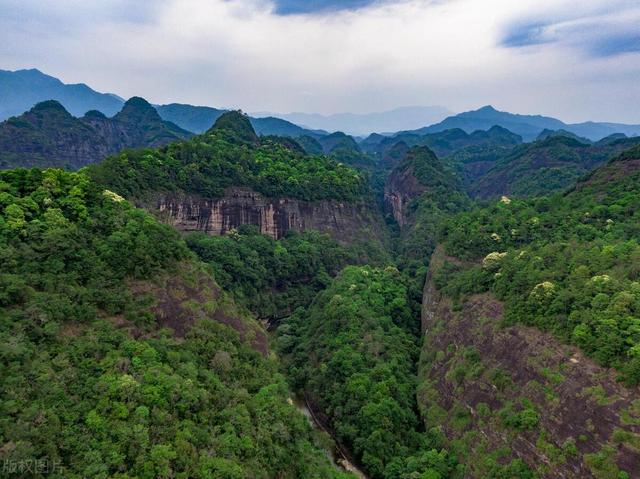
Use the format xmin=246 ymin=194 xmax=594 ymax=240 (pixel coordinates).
xmin=1 ymin=73 xmax=640 ymax=479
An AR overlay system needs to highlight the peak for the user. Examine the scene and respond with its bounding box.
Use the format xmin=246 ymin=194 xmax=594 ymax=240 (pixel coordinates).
xmin=477 ymin=105 xmax=499 ymax=113
xmin=123 ymin=96 xmax=154 ymax=110
xmin=31 ymin=100 xmax=69 ymax=113
xmin=115 ymin=97 xmax=162 ymax=123
xmin=83 ymin=110 xmax=107 ymax=120
xmin=209 ymin=110 xmax=258 ymax=144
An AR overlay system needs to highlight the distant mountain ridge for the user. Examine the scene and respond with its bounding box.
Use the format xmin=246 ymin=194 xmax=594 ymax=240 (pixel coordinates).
xmin=0 ymin=97 xmax=192 ymax=169
xmin=0 ymin=68 xmax=124 ymax=120
xmin=1 ymin=68 xmax=325 ymax=138
xmin=254 ymin=106 xmax=452 ymax=136
xmin=406 ymin=105 xmax=640 ymax=142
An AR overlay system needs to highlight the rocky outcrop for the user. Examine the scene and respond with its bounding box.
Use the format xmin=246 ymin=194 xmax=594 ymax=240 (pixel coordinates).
xmin=151 ymin=187 xmax=387 ymax=244
xmin=383 ymin=165 xmax=425 ymax=227
xmin=418 ymin=246 xmax=640 ymax=478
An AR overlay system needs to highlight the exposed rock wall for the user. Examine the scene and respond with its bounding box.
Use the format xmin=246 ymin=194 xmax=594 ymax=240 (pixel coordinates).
xmin=383 ymin=165 xmax=425 ymax=227
xmin=418 ymin=245 xmax=640 ymax=478
xmin=150 ymin=187 xmax=387 ymax=244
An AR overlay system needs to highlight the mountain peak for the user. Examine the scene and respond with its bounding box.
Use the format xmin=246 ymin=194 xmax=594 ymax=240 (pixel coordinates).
xmin=210 ymin=110 xmax=258 ymax=144
xmin=115 ymin=96 xmax=163 ymax=123
xmin=30 ymin=100 xmax=70 ymax=115
xmin=477 ymin=105 xmax=499 ymax=113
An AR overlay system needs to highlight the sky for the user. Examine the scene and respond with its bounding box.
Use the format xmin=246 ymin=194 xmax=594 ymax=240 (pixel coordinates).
xmin=0 ymin=0 xmax=639 ymax=123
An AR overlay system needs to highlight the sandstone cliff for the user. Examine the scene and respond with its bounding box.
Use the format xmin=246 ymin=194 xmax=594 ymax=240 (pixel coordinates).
xmin=383 ymin=164 xmax=425 ymax=227
xmin=148 ymin=187 xmax=387 ymax=244
xmin=418 ymin=246 xmax=640 ymax=478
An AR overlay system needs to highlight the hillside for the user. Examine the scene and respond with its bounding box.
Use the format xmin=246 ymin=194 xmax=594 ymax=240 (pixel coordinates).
xmin=0 ymin=98 xmax=192 ymax=170
xmin=365 ymin=126 xmax=522 ymax=167
xmin=0 ymin=167 xmax=350 ymax=478
xmin=469 ymin=135 xmax=640 ymax=199
xmin=418 ymin=145 xmax=640 ymax=476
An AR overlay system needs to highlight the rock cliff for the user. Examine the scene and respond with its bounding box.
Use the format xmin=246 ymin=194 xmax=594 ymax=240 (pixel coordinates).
xmin=418 ymin=246 xmax=640 ymax=478
xmin=149 ymin=187 xmax=387 ymax=244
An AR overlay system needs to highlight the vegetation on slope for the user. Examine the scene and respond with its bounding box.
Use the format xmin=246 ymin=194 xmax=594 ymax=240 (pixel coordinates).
xmin=437 ymin=145 xmax=640 ymax=384
xmin=0 ymin=167 xmax=353 ymax=478
xmin=469 ymin=136 xmax=640 ymax=199
xmin=187 ymin=225 xmax=390 ymax=321
xmin=280 ymin=266 xmax=460 ymax=479
xmin=88 ymin=111 xmax=368 ymax=202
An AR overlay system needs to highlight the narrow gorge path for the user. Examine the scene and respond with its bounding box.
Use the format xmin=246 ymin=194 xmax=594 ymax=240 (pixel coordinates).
xmin=293 ymin=395 xmax=369 ymax=479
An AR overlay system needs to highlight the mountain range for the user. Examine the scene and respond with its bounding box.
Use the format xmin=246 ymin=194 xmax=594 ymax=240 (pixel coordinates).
xmin=5 ymin=68 xmax=638 ymax=142
xmin=252 ymin=106 xmax=452 ymax=136
xmin=405 ymin=105 xmax=640 ymax=142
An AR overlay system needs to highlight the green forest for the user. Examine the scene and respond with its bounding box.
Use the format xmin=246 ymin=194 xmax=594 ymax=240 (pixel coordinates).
xmin=2 ymin=102 xmax=640 ymax=479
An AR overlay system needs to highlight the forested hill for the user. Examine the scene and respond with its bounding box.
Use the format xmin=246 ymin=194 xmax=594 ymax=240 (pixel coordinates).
xmin=0 ymin=167 xmax=353 ymax=478
xmin=438 ymin=145 xmax=640 ymax=383
xmin=0 ymin=98 xmax=192 ymax=170
xmin=88 ymin=111 xmax=369 ymax=202
xmin=468 ymin=135 xmax=640 ymax=199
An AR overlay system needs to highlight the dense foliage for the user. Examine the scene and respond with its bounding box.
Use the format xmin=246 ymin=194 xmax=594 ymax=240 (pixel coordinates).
xmin=187 ymin=225 xmax=389 ymax=320
xmin=438 ymin=146 xmax=640 ymax=384
xmin=468 ymin=136 xmax=640 ymax=199
xmin=0 ymin=168 xmax=352 ymax=478
xmin=280 ymin=266 xmax=460 ymax=478
xmin=87 ymin=116 xmax=368 ymax=202
xmin=393 ymin=146 xmax=471 ymax=280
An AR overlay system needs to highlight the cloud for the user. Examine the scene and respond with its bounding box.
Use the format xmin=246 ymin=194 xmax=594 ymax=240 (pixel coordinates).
xmin=0 ymin=0 xmax=639 ymax=123
xmin=272 ymin=0 xmax=381 ymax=15
xmin=500 ymin=1 xmax=640 ymax=58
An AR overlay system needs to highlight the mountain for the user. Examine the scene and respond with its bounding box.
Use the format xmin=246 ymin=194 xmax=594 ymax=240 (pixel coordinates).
xmin=424 ymin=144 xmax=640 ymax=476
xmin=468 ymin=135 xmax=640 ymax=199
xmin=364 ymin=126 xmax=522 ymax=170
xmin=249 ymin=116 xmax=326 ymax=138
xmin=0 ymin=68 xmax=124 ymax=120
xmin=536 ymin=128 xmax=592 ymax=144
xmin=254 ymin=106 xmax=452 ymax=136
xmin=0 ymin=97 xmax=192 ymax=169
xmin=0 ymin=68 xmax=326 ymax=139
xmin=0 ymin=167 xmax=351 ymax=478
xmin=406 ymin=105 xmax=640 ymax=142
xmin=154 ymin=103 xmax=225 ymax=133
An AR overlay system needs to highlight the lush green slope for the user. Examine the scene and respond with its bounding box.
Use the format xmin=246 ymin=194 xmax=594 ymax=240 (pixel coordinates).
xmin=280 ymin=266 xmax=460 ymax=479
xmin=0 ymin=168 xmax=352 ymax=478
xmin=469 ymin=136 xmax=640 ymax=199
xmin=88 ymin=111 xmax=368 ymax=202
xmin=437 ymin=145 xmax=640 ymax=384
xmin=187 ymin=225 xmax=389 ymax=321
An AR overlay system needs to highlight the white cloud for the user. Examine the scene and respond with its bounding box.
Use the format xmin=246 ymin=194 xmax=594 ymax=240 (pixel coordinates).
xmin=0 ymin=0 xmax=638 ymax=122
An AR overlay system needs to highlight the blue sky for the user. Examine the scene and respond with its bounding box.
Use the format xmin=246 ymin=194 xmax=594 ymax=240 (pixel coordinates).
xmin=273 ymin=0 xmax=379 ymax=14
xmin=0 ymin=0 xmax=638 ymax=123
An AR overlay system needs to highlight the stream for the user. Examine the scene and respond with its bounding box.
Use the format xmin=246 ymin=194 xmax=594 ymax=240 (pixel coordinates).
xmin=292 ymin=396 xmax=369 ymax=479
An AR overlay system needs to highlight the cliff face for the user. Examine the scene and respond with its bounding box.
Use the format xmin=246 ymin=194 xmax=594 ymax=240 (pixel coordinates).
xmin=383 ymin=165 xmax=425 ymax=227
xmin=151 ymin=187 xmax=387 ymax=244
xmin=418 ymin=246 xmax=640 ymax=478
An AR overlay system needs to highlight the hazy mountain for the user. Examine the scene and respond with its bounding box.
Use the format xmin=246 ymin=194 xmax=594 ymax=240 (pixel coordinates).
xmin=0 ymin=68 xmax=327 ymax=138
xmin=253 ymin=106 xmax=452 ymax=136
xmin=0 ymin=97 xmax=192 ymax=169
xmin=468 ymin=135 xmax=640 ymax=198
xmin=407 ymin=105 xmax=640 ymax=142
xmin=155 ymin=103 xmax=225 ymax=133
xmin=0 ymin=68 xmax=124 ymax=120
